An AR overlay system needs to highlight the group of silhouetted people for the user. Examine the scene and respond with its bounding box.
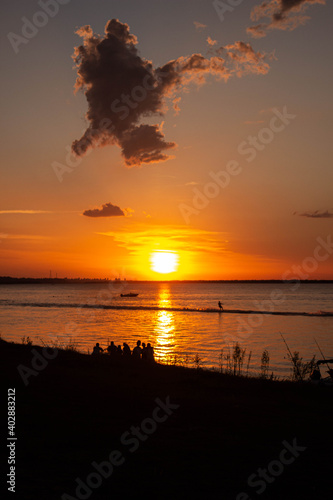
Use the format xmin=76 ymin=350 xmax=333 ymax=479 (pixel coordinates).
xmin=92 ymin=340 xmax=155 ymax=362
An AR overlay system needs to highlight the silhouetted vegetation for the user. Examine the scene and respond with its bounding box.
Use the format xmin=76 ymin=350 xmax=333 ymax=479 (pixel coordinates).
xmin=287 ymin=351 xmax=317 ymax=382
xmin=192 ymin=353 xmax=203 ymax=370
xmin=260 ymin=349 xmax=270 ymax=379
xmin=21 ymin=336 xmax=32 ymax=346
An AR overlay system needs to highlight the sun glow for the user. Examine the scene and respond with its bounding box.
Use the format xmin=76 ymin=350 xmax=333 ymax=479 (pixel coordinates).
xmin=150 ymin=251 xmax=179 ymax=274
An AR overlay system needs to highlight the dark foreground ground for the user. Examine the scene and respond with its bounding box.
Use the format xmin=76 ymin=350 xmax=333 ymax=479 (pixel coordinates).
xmin=1 ymin=339 xmax=333 ymax=500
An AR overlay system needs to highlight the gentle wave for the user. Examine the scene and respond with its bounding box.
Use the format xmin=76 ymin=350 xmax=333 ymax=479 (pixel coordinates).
xmin=2 ymin=301 xmax=333 ymax=317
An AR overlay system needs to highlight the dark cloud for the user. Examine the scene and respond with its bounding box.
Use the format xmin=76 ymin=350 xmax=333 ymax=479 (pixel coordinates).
xmin=294 ymin=210 xmax=333 ymax=219
xmin=83 ymin=202 xmax=126 ymax=218
xmin=72 ymin=19 xmax=273 ymax=166
xmin=247 ymin=0 xmax=325 ymax=38
xmin=120 ymin=124 xmax=175 ymax=166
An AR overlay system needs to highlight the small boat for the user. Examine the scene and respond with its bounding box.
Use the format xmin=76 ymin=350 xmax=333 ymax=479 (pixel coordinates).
xmin=120 ymin=293 xmax=139 ymax=297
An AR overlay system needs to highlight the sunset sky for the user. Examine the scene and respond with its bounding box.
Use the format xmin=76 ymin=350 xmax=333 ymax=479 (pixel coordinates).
xmin=1 ymin=0 xmax=332 ymax=280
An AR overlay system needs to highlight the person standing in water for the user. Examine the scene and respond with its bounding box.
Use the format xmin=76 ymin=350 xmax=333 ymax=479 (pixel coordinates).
xmin=218 ymin=301 xmax=223 ymax=311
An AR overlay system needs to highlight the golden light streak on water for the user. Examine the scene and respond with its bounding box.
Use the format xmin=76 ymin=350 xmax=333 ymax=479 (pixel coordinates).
xmin=153 ymin=285 xmax=176 ymax=363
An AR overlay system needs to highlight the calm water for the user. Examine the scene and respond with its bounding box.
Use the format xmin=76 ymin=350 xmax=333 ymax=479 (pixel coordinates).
xmin=0 ymin=282 xmax=332 ymax=378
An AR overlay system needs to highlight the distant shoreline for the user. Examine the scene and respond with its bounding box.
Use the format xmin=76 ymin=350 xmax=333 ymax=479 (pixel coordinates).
xmin=0 ymin=277 xmax=332 ymax=285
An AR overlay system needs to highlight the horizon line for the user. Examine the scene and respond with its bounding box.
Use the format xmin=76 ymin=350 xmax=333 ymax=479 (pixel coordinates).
xmin=0 ymin=276 xmax=332 ymax=284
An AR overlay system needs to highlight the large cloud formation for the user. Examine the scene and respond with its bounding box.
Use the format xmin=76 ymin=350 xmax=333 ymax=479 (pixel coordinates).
xmin=72 ymin=19 xmax=272 ymax=167
xmin=248 ymin=0 xmax=325 ymax=38
xmin=83 ymin=202 xmax=126 ymax=218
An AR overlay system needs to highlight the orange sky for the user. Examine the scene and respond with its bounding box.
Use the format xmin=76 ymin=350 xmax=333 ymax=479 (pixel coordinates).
xmin=1 ymin=0 xmax=332 ymax=280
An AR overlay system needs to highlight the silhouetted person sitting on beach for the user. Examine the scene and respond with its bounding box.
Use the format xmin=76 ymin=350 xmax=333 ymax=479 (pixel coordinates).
xmin=117 ymin=345 xmax=123 ymax=357
xmin=107 ymin=341 xmax=117 ymax=356
xmin=218 ymin=301 xmax=223 ymax=311
xmin=92 ymin=342 xmax=104 ymax=355
xmin=132 ymin=340 xmax=142 ymax=359
xmin=142 ymin=342 xmax=147 ymax=360
xmin=122 ymin=342 xmax=131 ymax=357
xmin=146 ymin=343 xmax=155 ymax=363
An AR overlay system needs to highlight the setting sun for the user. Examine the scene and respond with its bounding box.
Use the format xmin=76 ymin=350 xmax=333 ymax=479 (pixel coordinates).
xmin=150 ymin=251 xmax=179 ymax=274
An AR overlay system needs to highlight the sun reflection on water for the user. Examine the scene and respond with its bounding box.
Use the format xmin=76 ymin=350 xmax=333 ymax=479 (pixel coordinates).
xmin=153 ymin=285 xmax=176 ymax=363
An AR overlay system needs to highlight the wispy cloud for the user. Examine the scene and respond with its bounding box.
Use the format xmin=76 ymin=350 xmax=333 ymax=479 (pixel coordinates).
xmin=247 ymin=0 xmax=326 ymax=38
xmin=83 ymin=202 xmax=131 ymax=218
xmin=194 ymin=21 xmax=207 ymax=31
xmin=0 ymin=210 xmax=54 ymax=214
xmin=97 ymin=225 xmax=228 ymax=255
xmin=215 ymin=41 xmax=275 ymax=77
xmin=294 ymin=210 xmax=333 ymax=219
xmin=2 ymin=234 xmax=52 ymax=240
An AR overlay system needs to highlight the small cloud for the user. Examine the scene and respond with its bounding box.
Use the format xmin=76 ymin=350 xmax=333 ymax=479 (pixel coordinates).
xmin=294 ymin=210 xmax=333 ymax=219
xmin=247 ymin=0 xmax=326 ymax=38
xmin=246 ymin=25 xmax=267 ymax=39
xmin=185 ymin=181 xmax=199 ymax=186
xmin=207 ymin=36 xmax=217 ymax=46
xmin=220 ymin=41 xmax=274 ymax=77
xmin=83 ymin=202 xmax=127 ymax=218
xmin=143 ymin=211 xmax=151 ymax=218
xmin=194 ymin=21 xmax=207 ymax=31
